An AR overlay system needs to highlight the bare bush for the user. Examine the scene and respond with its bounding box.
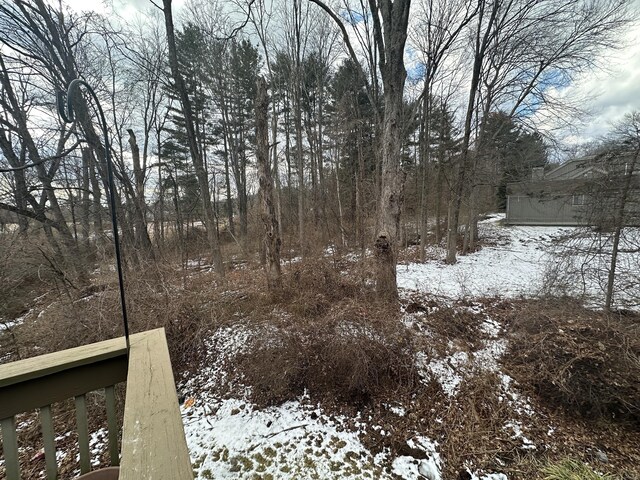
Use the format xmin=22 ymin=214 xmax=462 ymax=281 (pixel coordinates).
xmin=543 ymin=228 xmax=640 ymax=310
xmin=0 ymin=233 xmax=76 ymax=321
xmin=502 ymin=299 xmax=640 ymax=423
xmin=238 ymin=310 xmax=418 ymax=407
xmin=7 ymin=261 xmax=219 ymax=373
xmin=233 ymin=259 xmax=418 ymax=406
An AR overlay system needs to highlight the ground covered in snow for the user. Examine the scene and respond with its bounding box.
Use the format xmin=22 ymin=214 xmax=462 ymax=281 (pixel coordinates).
xmin=172 ymin=216 xmax=638 ymax=479
xmin=398 ymin=214 xmax=639 ymax=308
xmin=179 ymin=306 xmax=521 ymax=480
xmin=2 ymin=215 xmax=639 ymax=479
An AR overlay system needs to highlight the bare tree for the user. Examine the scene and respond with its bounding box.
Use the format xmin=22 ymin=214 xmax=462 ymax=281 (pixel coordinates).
xmin=255 ymin=76 xmax=282 ymax=290
xmin=162 ymin=0 xmax=224 ymax=276
xmin=544 ymin=116 xmax=640 ymax=310
xmin=446 ymin=0 xmax=633 ymax=264
xmin=0 ymin=54 xmax=80 ymax=264
xmin=411 ymin=0 xmax=478 ymax=261
xmin=597 ymin=113 xmax=640 ymax=309
xmin=309 ymin=0 xmax=411 ymax=302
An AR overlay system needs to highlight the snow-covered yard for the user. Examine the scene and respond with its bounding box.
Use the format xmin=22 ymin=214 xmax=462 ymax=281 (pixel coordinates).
xmin=398 ymin=215 xmax=565 ymax=299
xmin=399 ymin=214 xmax=639 ymax=308
xmin=179 ymin=215 xmax=639 ymax=480
xmin=181 ymin=318 xmax=515 ymax=480
xmin=5 ymin=215 xmax=637 ymax=479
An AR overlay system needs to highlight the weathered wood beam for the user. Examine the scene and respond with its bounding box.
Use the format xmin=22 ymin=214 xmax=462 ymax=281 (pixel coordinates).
xmin=119 ymin=328 xmax=192 ymax=480
xmin=0 ymin=351 xmax=127 ymax=419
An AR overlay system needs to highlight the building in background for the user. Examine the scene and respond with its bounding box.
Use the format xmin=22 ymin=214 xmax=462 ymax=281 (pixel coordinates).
xmin=506 ymin=153 xmax=640 ymax=226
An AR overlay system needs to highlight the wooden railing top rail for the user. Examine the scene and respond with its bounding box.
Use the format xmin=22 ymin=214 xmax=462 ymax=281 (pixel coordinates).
xmin=0 ymin=336 xmax=127 ymax=389
xmin=0 ymin=337 xmax=128 ymax=420
xmin=119 ymin=328 xmax=193 ymax=479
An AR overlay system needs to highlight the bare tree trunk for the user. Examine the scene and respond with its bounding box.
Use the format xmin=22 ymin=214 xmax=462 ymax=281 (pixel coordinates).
xmin=605 ymin=147 xmax=639 ymax=310
xmin=256 ymin=77 xmax=282 ymax=290
xmin=446 ymin=0 xmax=498 ymax=264
xmin=80 ymin=148 xmax=92 ymax=253
xmin=222 ymin=134 xmax=235 ymax=236
xmin=163 ymin=0 xmax=224 ymax=277
xmin=317 ymin=90 xmax=327 ymax=234
xmin=370 ymin=0 xmax=411 ymax=303
xmin=334 ymin=144 xmax=347 ymax=247
xmin=375 ymin=93 xmax=406 ymax=302
xmin=293 ymin=0 xmax=305 ymax=256
xmin=467 ymin=183 xmax=479 ymax=253
xmin=271 ymin=99 xmax=283 ymax=234
xmin=309 ymin=0 xmax=412 ymax=301
xmin=435 ymin=160 xmax=443 ymax=244
xmin=419 ymin=92 xmax=430 ymax=262
xmin=356 ymin=122 xmax=365 ymax=250
xmin=87 ymin=150 xmax=104 ymax=241
xmin=295 ymin=92 xmax=305 ymax=255
xmin=127 ymin=130 xmax=154 ymax=255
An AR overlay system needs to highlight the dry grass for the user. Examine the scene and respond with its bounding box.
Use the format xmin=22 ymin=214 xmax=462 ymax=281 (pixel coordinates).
xmin=5 ymin=259 xmax=222 ymax=373
xmin=501 ymin=298 xmax=640 ymax=424
xmin=233 ymin=258 xmax=419 ymax=406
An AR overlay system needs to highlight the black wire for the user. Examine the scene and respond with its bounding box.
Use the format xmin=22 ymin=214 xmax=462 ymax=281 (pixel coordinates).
xmin=57 ymin=80 xmax=131 ymax=354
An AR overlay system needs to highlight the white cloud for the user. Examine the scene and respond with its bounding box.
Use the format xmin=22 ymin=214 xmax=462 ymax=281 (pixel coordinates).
xmin=535 ymin=4 xmax=640 ymax=145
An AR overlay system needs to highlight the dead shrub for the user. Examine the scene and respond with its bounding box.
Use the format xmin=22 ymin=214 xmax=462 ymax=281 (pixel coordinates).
xmin=502 ymin=299 xmax=640 ymax=423
xmin=237 ymin=298 xmax=417 ymax=407
xmin=275 ymin=257 xmax=362 ymax=312
xmin=230 ymin=257 xmax=420 ymax=406
xmin=435 ymin=372 xmax=518 ymax=478
xmin=9 ymin=261 xmax=218 ymax=374
xmin=0 ymin=233 xmax=71 ymax=320
xmin=401 ymin=294 xmax=490 ymax=356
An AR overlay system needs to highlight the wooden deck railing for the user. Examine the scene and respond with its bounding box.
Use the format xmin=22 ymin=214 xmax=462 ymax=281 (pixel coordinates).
xmin=0 ymin=328 xmax=192 ymax=480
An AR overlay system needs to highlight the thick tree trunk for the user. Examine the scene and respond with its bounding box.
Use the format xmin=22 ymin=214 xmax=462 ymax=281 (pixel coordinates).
xmin=371 ymin=0 xmax=411 ymax=303
xmin=375 ymin=94 xmax=405 ymax=302
xmin=270 ymin=96 xmax=283 ymax=233
xmin=256 ymin=77 xmax=282 ymax=290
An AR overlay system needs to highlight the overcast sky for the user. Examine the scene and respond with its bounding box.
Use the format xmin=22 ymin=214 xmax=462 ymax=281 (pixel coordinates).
xmin=64 ymin=0 xmax=640 ymax=149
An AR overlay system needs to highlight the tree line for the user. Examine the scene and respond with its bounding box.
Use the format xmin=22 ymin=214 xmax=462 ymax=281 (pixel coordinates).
xmin=0 ymin=0 xmax=635 ymax=301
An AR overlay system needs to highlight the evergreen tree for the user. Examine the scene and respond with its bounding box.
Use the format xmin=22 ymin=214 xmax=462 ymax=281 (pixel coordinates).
xmin=482 ymin=112 xmax=547 ymax=209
